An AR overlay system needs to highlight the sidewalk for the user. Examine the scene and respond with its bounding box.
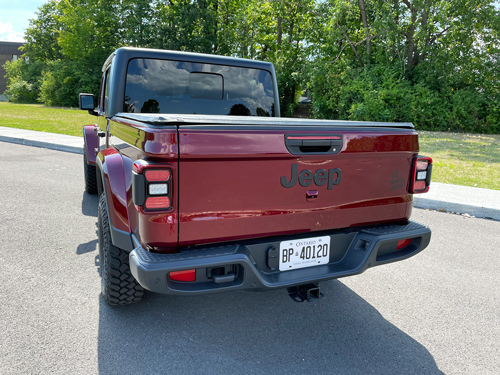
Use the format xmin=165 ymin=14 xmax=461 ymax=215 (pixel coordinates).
xmin=0 ymin=127 xmax=83 ymax=154
xmin=413 ymin=183 xmax=500 ymax=221
xmin=1 ymin=126 xmax=499 ymax=221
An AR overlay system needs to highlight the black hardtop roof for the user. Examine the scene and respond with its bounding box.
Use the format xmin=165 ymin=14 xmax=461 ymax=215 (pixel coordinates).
xmin=103 ymin=47 xmax=280 ymax=119
xmin=104 ymin=47 xmax=275 ymax=72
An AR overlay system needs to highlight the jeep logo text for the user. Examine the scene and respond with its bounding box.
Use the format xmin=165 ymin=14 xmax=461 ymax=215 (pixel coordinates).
xmin=281 ymin=164 xmax=342 ymax=190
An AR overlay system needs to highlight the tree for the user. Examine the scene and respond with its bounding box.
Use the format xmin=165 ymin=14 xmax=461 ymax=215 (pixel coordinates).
xmin=23 ymin=0 xmax=63 ymax=61
xmin=307 ymin=0 xmax=500 ymax=132
xmin=150 ymin=0 xmax=219 ymax=53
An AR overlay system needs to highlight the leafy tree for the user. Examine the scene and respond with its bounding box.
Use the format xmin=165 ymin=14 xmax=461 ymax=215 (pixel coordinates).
xmin=23 ymin=0 xmax=63 ymax=61
xmin=150 ymin=0 xmax=219 ymax=53
xmin=57 ymin=0 xmax=121 ymax=67
xmin=307 ymin=0 xmax=500 ymax=132
xmin=121 ymin=0 xmax=155 ymax=47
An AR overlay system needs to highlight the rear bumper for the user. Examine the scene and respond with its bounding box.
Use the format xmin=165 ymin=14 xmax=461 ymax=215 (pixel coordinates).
xmin=129 ymin=220 xmax=431 ymax=295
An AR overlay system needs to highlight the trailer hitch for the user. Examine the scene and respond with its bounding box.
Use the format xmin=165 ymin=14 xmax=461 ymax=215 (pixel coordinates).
xmin=287 ymin=283 xmax=324 ymax=302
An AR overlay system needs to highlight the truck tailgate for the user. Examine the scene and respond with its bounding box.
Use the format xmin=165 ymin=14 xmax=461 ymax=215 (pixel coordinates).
xmin=177 ymin=125 xmax=419 ymax=246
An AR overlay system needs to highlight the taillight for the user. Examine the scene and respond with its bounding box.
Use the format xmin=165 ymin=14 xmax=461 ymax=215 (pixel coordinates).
xmin=145 ymin=170 xmax=170 ymax=182
xmin=132 ymin=161 xmax=172 ymax=211
xmin=145 ymin=196 xmax=171 ymax=209
xmin=410 ymin=156 xmax=432 ymax=194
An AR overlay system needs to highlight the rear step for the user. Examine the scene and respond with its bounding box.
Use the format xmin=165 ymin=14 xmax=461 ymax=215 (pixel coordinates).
xmin=129 ymin=220 xmax=431 ymax=296
xmin=287 ymin=283 xmax=324 ymax=302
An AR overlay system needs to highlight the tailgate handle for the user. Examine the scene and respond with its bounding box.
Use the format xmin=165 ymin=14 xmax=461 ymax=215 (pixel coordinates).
xmin=285 ymin=135 xmax=343 ymax=155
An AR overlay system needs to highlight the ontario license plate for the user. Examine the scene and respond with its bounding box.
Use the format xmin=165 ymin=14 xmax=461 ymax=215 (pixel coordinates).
xmin=279 ymin=236 xmax=331 ymax=271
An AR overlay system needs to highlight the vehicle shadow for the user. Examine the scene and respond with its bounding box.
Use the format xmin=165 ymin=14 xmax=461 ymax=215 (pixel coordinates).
xmin=78 ymin=193 xmax=99 ymax=255
xmin=97 ymin=281 xmax=443 ymax=374
xmin=81 ymin=192 xmax=99 ymax=217
xmin=76 ymin=239 xmax=98 ymax=255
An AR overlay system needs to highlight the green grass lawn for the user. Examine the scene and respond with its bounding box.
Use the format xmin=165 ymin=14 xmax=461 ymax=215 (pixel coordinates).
xmin=1 ymin=102 xmax=498 ymax=190
xmin=418 ymin=131 xmax=500 ymax=191
xmin=0 ymin=102 xmax=93 ymax=137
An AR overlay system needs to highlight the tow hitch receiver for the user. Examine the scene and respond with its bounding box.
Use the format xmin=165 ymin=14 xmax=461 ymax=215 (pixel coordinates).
xmin=287 ymin=283 xmax=323 ymax=302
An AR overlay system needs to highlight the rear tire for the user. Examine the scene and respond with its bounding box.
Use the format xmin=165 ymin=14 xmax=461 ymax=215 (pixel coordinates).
xmin=98 ymin=194 xmax=143 ymax=306
xmin=84 ymin=147 xmax=98 ymax=194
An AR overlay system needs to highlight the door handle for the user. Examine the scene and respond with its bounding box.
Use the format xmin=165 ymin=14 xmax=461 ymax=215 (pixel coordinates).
xmin=285 ymin=134 xmax=343 ymax=155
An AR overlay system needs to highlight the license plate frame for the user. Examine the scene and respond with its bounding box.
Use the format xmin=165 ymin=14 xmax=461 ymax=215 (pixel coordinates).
xmin=279 ymin=235 xmax=331 ymax=271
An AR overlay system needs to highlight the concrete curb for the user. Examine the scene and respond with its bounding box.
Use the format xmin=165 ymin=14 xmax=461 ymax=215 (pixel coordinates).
xmin=413 ymin=197 xmax=500 ymax=221
xmin=0 ymin=134 xmax=83 ymax=154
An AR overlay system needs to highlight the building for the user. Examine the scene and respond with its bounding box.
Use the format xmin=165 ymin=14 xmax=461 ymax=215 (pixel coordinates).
xmin=0 ymin=41 xmax=25 ymax=101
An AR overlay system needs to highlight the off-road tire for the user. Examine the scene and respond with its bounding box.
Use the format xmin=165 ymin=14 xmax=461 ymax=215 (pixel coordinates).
xmin=98 ymin=194 xmax=143 ymax=306
xmin=84 ymin=148 xmax=98 ymax=194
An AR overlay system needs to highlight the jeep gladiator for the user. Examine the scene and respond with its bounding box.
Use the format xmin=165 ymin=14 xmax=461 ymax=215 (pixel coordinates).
xmin=79 ymin=47 xmax=432 ymax=306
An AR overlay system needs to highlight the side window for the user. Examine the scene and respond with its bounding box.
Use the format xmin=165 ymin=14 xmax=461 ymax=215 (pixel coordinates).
xmin=103 ymin=68 xmax=111 ymax=114
xmin=98 ymin=73 xmax=106 ymax=113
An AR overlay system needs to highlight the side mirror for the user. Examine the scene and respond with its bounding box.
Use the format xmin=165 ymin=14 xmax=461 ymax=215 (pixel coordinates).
xmin=79 ymin=93 xmax=98 ymax=116
xmin=79 ymin=93 xmax=94 ymax=110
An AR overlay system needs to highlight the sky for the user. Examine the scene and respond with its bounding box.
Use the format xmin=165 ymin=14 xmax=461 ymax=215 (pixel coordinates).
xmin=0 ymin=0 xmax=46 ymax=42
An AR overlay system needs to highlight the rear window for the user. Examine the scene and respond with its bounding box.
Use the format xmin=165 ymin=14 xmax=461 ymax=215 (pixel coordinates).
xmin=124 ymin=58 xmax=275 ymax=116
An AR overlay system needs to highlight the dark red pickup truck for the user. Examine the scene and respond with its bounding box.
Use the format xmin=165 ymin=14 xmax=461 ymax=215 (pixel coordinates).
xmin=80 ymin=47 xmax=432 ymax=306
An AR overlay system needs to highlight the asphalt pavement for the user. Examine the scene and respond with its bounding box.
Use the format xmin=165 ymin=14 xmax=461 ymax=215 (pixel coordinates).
xmin=1 ymin=142 xmax=499 ymax=374
xmin=1 ymin=126 xmax=499 ymax=221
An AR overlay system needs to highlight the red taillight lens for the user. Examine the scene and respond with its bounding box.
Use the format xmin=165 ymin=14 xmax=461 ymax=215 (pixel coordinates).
xmin=416 ymin=160 xmax=428 ymax=170
xmin=145 ymin=169 xmax=170 ymax=181
xmin=397 ymin=239 xmax=412 ymax=250
xmin=169 ymin=269 xmax=196 ymax=282
xmin=145 ymin=196 xmax=171 ymax=209
xmin=413 ymin=180 xmax=426 ymax=191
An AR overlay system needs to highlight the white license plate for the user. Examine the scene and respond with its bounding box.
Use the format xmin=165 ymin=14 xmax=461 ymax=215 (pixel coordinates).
xmin=279 ymin=235 xmax=331 ymax=271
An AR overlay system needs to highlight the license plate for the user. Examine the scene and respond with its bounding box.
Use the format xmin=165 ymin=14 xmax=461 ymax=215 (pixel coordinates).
xmin=279 ymin=235 xmax=331 ymax=271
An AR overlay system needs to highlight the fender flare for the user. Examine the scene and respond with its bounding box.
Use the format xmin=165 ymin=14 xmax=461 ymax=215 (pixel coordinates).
xmin=82 ymin=125 xmax=98 ymax=165
xmin=96 ymin=148 xmax=134 ymax=252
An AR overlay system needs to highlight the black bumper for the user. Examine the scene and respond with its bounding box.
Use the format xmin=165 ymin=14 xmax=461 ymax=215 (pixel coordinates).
xmin=129 ymin=221 xmax=431 ymax=295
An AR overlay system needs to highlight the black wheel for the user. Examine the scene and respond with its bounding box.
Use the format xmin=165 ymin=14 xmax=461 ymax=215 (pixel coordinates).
xmin=84 ymin=147 xmax=98 ymax=194
xmin=98 ymin=194 xmax=143 ymax=306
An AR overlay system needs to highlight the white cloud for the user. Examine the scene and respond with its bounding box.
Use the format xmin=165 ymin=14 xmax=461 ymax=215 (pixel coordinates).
xmin=0 ymin=21 xmax=25 ymax=42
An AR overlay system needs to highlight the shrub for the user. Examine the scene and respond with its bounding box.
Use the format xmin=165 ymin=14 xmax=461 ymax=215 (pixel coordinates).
xmin=4 ymin=78 xmax=38 ymax=103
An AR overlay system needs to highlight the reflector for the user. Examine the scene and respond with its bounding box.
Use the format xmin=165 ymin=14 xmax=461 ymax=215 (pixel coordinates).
xmin=169 ymin=269 xmax=196 ymax=282
xmin=397 ymin=239 xmax=412 ymax=250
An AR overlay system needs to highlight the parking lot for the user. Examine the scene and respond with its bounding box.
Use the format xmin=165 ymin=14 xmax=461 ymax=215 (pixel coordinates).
xmin=1 ymin=142 xmax=499 ymax=374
